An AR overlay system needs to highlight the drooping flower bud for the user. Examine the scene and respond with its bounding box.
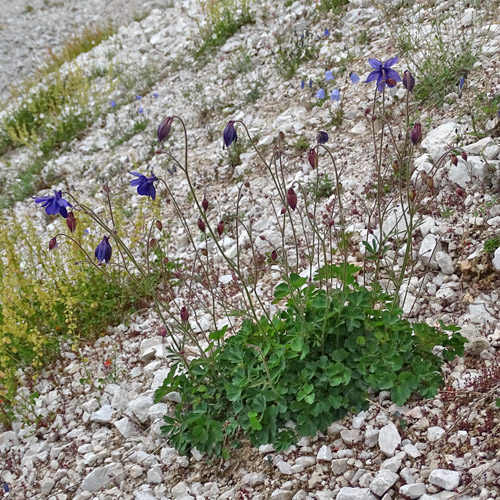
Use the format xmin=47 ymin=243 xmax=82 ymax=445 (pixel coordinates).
xmin=202 ymin=198 xmax=209 ymax=212
xmin=95 ymin=236 xmax=112 ymax=264
xmin=308 ymin=149 xmax=318 ymax=169
xmin=259 ymin=235 xmax=266 ymax=241
xmin=271 ymin=249 xmax=278 ymax=260
xmin=217 ymin=220 xmax=224 ymax=236
xmin=157 ymin=117 xmax=173 ymax=143
xmin=456 ymin=187 xmax=465 ymax=197
xmin=280 ymin=207 xmax=286 ymax=215
xmin=278 ymin=131 xmax=285 ymax=142
xmin=49 ymin=237 xmax=57 ymax=251
xmin=156 ymin=220 xmax=163 ymax=231
xmin=66 ymin=212 xmax=76 ymax=233
xmin=180 ymin=306 xmax=189 ymax=323
xmin=158 ymin=327 xmax=167 ymax=338
xmin=287 ymin=187 xmax=298 ymax=210
xmin=450 ymin=154 xmax=458 ymax=166
xmin=402 ymin=70 xmax=415 ymax=92
xmin=386 ymin=77 xmax=397 ymax=87
xmin=409 ymin=189 xmax=416 ymax=202
xmin=223 ymin=121 xmax=238 ymax=147
xmin=461 ymin=151 xmax=468 ymax=161
xmin=197 ymin=218 xmax=206 ymax=232
xmin=317 ymin=131 xmax=329 ymax=144
xmin=392 ymin=160 xmax=400 ymax=173
xmin=149 ymin=238 xmax=157 ymax=248
xmin=200 ymin=248 xmax=208 ymax=257
xmin=410 ymin=123 xmax=422 ymax=145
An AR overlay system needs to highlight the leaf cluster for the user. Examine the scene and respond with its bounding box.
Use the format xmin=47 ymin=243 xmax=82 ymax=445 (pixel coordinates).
xmin=155 ymin=264 xmax=465 ymax=457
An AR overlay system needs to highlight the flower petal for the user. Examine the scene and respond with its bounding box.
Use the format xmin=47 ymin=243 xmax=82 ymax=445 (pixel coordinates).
xmin=385 ymin=68 xmax=401 ymax=82
xmin=368 ymin=58 xmax=382 ymax=70
xmin=384 ymin=56 xmax=399 ymax=68
xmin=364 ymin=70 xmax=379 ymax=83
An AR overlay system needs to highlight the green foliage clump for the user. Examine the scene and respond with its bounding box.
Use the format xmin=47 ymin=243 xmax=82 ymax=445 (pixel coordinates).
xmin=317 ymin=0 xmax=349 ymax=14
xmin=155 ymin=264 xmax=465 ymax=457
xmin=276 ymin=34 xmax=319 ymax=80
xmin=194 ymin=0 xmax=255 ymax=59
xmin=484 ymin=236 xmax=500 ymax=255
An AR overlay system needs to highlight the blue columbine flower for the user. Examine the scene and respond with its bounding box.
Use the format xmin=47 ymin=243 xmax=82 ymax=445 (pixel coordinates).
xmin=301 ymin=79 xmax=305 ymax=89
xmin=33 ymin=190 xmax=72 ymax=218
xmin=110 ymin=100 xmax=116 ymax=108
xmin=138 ymin=107 xmax=143 ymax=114
xmin=459 ymin=76 xmax=466 ymax=90
xmin=136 ymin=95 xmax=142 ymax=100
xmin=129 ymin=172 xmax=158 ymax=200
xmin=95 ymin=236 xmax=112 ymax=264
xmin=316 ymin=88 xmax=325 ymax=99
xmin=364 ymin=56 xmax=401 ymax=92
xmin=350 ymin=72 xmax=360 ymax=83
xmin=330 ymin=89 xmax=340 ymax=101
xmin=317 ymin=131 xmax=329 ymax=144
xmin=324 ymin=28 xmax=330 ymax=37
xmin=309 ymin=79 xmax=313 ymax=88
xmin=325 ymin=70 xmax=334 ymax=81
xmin=153 ymin=92 xmax=159 ymax=98
xmin=223 ymin=121 xmax=238 ymax=147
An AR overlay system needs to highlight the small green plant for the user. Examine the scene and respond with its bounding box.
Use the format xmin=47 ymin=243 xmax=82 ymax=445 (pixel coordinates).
xmin=306 ymin=172 xmax=333 ymax=200
xmin=115 ymin=115 xmax=149 ymax=146
xmin=156 ymin=264 xmax=465 ymax=456
xmin=193 ymin=0 xmax=255 ymax=60
xmin=316 ymin=0 xmax=349 ymax=15
xmin=484 ymin=236 xmax=500 ymax=255
xmin=293 ymin=136 xmax=309 ymax=153
xmin=226 ymin=47 xmax=253 ymax=77
xmin=276 ymin=33 xmax=319 ymax=80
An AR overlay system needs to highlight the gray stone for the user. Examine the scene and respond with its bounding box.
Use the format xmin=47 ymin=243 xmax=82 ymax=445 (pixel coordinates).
xmin=379 ymin=422 xmax=401 ymax=456
xmin=370 ymin=470 xmax=398 ymax=496
xmin=90 ymin=404 xmax=115 ymax=423
xmin=340 ymin=429 xmax=362 ymax=444
xmin=41 ymin=477 xmax=55 ymax=495
xmin=336 ymin=487 xmax=377 ymax=500
xmin=448 ymin=162 xmax=471 ymax=188
xmin=460 ymin=325 xmax=491 ymax=355
xmin=271 ymin=490 xmax=294 ymax=500
xmin=82 ymin=467 xmax=113 ymax=492
xmin=278 ymin=460 xmax=293 ymax=474
xmin=400 ymin=483 xmax=427 ymax=499
xmin=111 ymin=387 xmax=130 ymax=410
xmin=419 ymin=234 xmax=441 ymax=266
xmin=331 ymin=458 xmax=349 ymax=475
xmin=435 ymin=251 xmax=454 ymax=275
xmin=151 ymin=368 xmax=170 ymax=392
xmin=241 ymin=472 xmax=267 ymax=487
xmin=492 ymin=247 xmax=500 ymax=271
xmin=171 ymin=481 xmax=190 ymax=498
xmin=428 ymin=469 xmax=460 ymax=491
xmin=127 ymin=394 xmax=154 ymax=423
xmin=421 ymin=122 xmax=460 ymax=162
xmin=114 ymin=417 xmax=141 ymax=438
xmin=147 ymin=402 xmax=169 ymax=421
xmin=317 ymin=445 xmax=333 ymax=461
xmin=427 ymin=426 xmax=445 ymax=442
xmin=295 ymin=456 xmax=316 ymax=468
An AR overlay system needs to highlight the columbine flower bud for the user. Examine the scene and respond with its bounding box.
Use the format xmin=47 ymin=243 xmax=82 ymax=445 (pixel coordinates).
xmin=158 ymin=327 xmax=167 ymax=338
xmin=409 ymin=189 xmax=416 ymax=202
xmin=317 ymin=131 xmax=328 ymax=144
xmin=217 ymin=220 xmax=224 ymax=236
xmin=386 ymin=77 xmax=397 ymax=87
xmin=280 ymin=207 xmax=286 ymax=215
xmin=49 ymin=237 xmax=57 ymax=251
xmin=157 ymin=117 xmax=173 ymax=143
xmin=287 ymin=187 xmax=298 ymax=210
xmin=197 ymin=218 xmax=206 ymax=232
xmin=402 ymin=70 xmax=415 ymax=92
xmin=95 ymin=236 xmax=112 ymax=264
xmin=66 ymin=212 xmax=76 ymax=233
xmin=149 ymin=238 xmax=157 ymax=248
xmin=202 ymin=198 xmax=209 ymax=212
xmin=180 ymin=306 xmax=189 ymax=323
xmin=392 ymin=160 xmax=400 ymax=173
xmin=450 ymin=154 xmax=458 ymax=166
xmin=308 ymin=149 xmax=318 ymax=169
xmin=271 ymin=249 xmax=277 ymax=260
xmin=223 ymin=121 xmax=237 ymax=147
xmin=278 ymin=131 xmax=285 ymax=142
xmin=461 ymin=151 xmax=468 ymax=161
xmin=156 ymin=220 xmax=163 ymax=231
xmin=410 ymin=123 xmax=422 ymax=145
xmin=456 ymin=187 xmax=465 ymax=197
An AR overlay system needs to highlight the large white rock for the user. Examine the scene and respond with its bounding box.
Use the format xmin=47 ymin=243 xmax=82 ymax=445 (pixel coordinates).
xmin=114 ymin=417 xmax=141 ymax=438
xmin=427 ymin=426 xmax=445 ymax=442
xmin=492 ymin=247 xmax=500 ymax=271
xmin=90 ymin=405 xmax=115 ymax=423
xmin=370 ymin=469 xmax=398 ymax=496
xmin=127 ymin=394 xmax=154 ymax=423
xmin=421 ymin=122 xmax=460 ymax=162
xmin=336 ymin=487 xmax=377 ymax=500
xmin=400 ymin=483 xmax=426 ymax=499
xmin=435 ymin=251 xmax=454 ymax=275
xmin=429 ymin=469 xmax=461 ymax=491
xmin=418 ymin=234 xmax=441 ymax=266
xmin=82 ymin=467 xmax=113 ymax=492
xmin=317 ymin=445 xmax=333 ymax=461
xmin=378 ymin=422 xmax=401 ymax=456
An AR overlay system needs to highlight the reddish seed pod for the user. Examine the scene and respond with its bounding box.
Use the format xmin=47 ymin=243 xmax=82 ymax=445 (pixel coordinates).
xmin=271 ymin=249 xmax=278 ymax=260
xmin=456 ymin=187 xmax=465 ymax=197
xmin=308 ymin=149 xmax=318 ymax=169
xmin=278 ymin=131 xmax=285 ymax=142
xmin=259 ymin=235 xmax=266 ymax=241
xmin=244 ymin=181 xmax=250 ymax=188
xmin=287 ymin=187 xmax=298 ymax=210
xmin=202 ymin=198 xmax=209 ymax=212
xmin=280 ymin=207 xmax=286 ymax=215
xmin=308 ymin=212 xmax=314 ymax=219
xmin=197 ymin=218 xmax=206 ymax=232
xmin=200 ymin=248 xmax=208 ymax=256
xmin=49 ymin=237 xmax=57 ymax=251
xmin=156 ymin=220 xmax=163 ymax=231
xmin=149 ymin=238 xmax=157 ymax=248
xmin=217 ymin=220 xmax=224 ymax=236
xmin=66 ymin=212 xmax=76 ymax=233
xmin=450 ymin=154 xmax=458 ymax=166
xmin=410 ymin=123 xmax=422 ymax=145
xmin=461 ymin=151 xmax=468 ymax=161
xmin=180 ymin=307 xmax=189 ymax=323
xmin=392 ymin=160 xmax=399 ymax=173
xmin=158 ymin=327 xmax=167 ymax=338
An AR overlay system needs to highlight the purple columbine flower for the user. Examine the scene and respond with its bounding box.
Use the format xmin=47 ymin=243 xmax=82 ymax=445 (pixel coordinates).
xmin=157 ymin=116 xmax=173 ymax=142
xmin=223 ymin=121 xmax=238 ymax=147
xmin=459 ymin=76 xmax=466 ymax=90
xmin=138 ymin=107 xmax=143 ymax=114
xmin=110 ymin=100 xmax=116 ymax=108
xmin=324 ymin=28 xmax=330 ymax=37
xmin=95 ymin=236 xmax=112 ymax=264
xmin=316 ymin=88 xmax=325 ymax=99
xmin=309 ymin=79 xmax=313 ymax=88
xmin=364 ymin=56 xmax=401 ymax=92
xmin=136 ymin=95 xmax=142 ymax=100
xmin=301 ymin=79 xmax=305 ymax=89
xmin=129 ymin=171 xmax=158 ymax=200
xmin=153 ymin=92 xmax=159 ymax=98
xmin=330 ymin=88 xmax=340 ymax=101
xmin=350 ymin=72 xmax=360 ymax=83
xmin=317 ymin=131 xmax=329 ymax=144
xmin=325 ymin=70 xmax=334 ymax=81
xmin=33 ymin=190 xmax=72 ymax=218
